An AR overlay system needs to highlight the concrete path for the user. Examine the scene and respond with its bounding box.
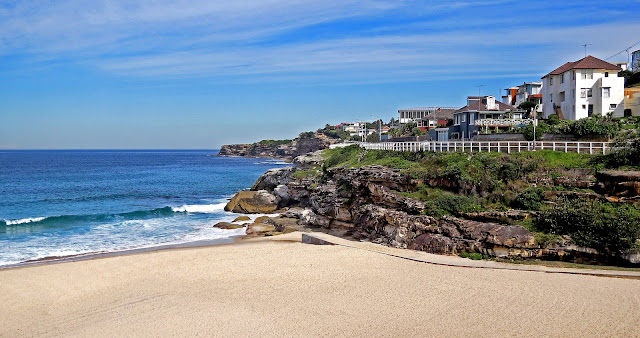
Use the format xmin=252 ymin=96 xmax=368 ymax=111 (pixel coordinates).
xmin=295 ymin=232 xmax=640 ymax=279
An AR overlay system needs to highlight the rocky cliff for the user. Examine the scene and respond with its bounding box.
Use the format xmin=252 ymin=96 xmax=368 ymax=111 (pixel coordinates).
xmin=218 ymin=134 xmax=339 ymax=161
xmin=222 ymin=162 xmax=640 ymax=264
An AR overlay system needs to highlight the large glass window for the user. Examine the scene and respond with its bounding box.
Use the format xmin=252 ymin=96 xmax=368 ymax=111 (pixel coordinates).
xmin=602 ymin=87 xmax=610 ymax=98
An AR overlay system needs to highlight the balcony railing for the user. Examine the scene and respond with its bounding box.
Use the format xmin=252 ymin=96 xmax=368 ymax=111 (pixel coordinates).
xmin=475 ymin=118 xmax=536 ymax=127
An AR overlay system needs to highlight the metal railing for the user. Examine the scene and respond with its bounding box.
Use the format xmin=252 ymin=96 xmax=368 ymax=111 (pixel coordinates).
xmin=355 ymin=141 xmax=612 ymax=154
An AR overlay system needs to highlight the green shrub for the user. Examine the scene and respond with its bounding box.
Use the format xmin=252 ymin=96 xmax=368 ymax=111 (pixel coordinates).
xmin=459 ymin=252 xmax=470 ymax=258
xmin=424 ymin=194 xmax=482 ymax=218
xmin=571 ymin=118 xmax=619 ymax=139
xmin=535 ymin=197 xmax=640 ymax=254
xmin=298 ymin=131 xmax=315 ymax=139
xmin=534 ymin=232 xmax=561 ymax=247
xmin=513 ymin=187 xmax=546 ymax=211
xmin=258 ymin=139 xmax=291 ymax=147
xmin=469 ymin=253 xmax=483 ymax=260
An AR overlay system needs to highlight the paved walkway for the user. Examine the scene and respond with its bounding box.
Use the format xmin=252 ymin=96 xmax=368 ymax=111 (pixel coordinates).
xmin=291 ymin=232 xmax=640 ymax=279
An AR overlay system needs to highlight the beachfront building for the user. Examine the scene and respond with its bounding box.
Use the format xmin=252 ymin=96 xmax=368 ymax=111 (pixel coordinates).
xmin=503 ymin=82 xmax=544 ymax=115
xmin=398 ymin=107 xmax=457 ymax=129
xmin=443 ymin=96 xmax=529 ymax=140
xmin=340 ymin=122 xmax=367 ymax=136
xmin=624 ymin=86 xmax=640 ymax=117
xmin=541 ymin=55 xmax=624 ymax=120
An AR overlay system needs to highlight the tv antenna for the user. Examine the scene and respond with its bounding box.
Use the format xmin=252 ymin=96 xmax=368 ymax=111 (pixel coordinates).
xmin=476 ymin=84 xmax=486 ymax=96
xmin=582 ymin=43 xmax=592 ymax=57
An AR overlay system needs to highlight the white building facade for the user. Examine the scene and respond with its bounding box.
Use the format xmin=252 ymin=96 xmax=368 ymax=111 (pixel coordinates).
xmin=542 ymin=55 xmax=624 ymax=120
xmin=398 ymin=107 xmax=457 ymax=124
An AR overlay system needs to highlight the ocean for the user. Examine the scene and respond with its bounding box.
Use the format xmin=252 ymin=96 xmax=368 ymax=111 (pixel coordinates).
xmin=0 ymin=150 xmax=289 ymax=267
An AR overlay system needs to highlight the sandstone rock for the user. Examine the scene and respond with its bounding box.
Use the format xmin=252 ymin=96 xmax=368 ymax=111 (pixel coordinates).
xmin=293 ymin=150 xmax=325 ymax=169
xmin=224 ymin=190 xmax=279 ymax=214
xmin=596 ymin=170 xmax=640 ymax=199
xmin=213 ymin=222 xmax=245 ymax=230
xmin=251 ymin=167 xmax=295 ymax=191
xmin=245 ymin=223 xmax=276 ymax=235
xmin=408 ymin=234 xmax=456 ymax=255
xmin=232 ymin=216 xmax=251 ymax=222
xmin=273 ymin=184 xmax=290 ymax=207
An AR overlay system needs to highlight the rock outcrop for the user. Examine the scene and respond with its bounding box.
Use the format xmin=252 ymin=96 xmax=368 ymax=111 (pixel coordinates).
xmin=596 ymin=170 xmax=640 ymax=201
xmin=218 ymin=134 xmax=339 ymax=161
xmin=225 ymin=158 xmax=638 ymax=264
xmin=224 ymin=190 xmax=280 ymax=213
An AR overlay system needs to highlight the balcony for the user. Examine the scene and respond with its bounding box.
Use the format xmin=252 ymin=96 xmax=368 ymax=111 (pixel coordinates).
xmin=475 ymin=118 xmax=536 ymax=127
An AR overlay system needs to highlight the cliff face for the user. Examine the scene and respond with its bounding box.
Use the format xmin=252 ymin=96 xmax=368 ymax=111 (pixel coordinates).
xmin=217 ymin=134 xmax=338 ymax=161
xmin=230 ymin=165 xmax=619 ymax=262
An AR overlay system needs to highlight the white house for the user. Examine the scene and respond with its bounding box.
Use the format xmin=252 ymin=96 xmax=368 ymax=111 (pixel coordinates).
xmin=541 ymin=55 xmax=624 ymax=120
xmin=398 ymin=107 xmax=457 ymax=125
xmin=503 ymin=82 xmax=543 ymax=114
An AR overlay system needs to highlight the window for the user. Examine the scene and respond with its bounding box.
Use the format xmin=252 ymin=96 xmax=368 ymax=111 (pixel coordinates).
xmin=588 ymin=104 xmax=594 ymax=117
xmin=581 ymin=88 xmax=592 ymax=98
xmin=602 ymin=87 xmax=610 ymax=98
xmin=559 ymin=91 xmax=565 ymax=102
xmin=461 ymin=114 xmax=466 ymax=123
xmin=469 ymin=113 xmax=475 ymax=125
xmin=572 ymin=70 xmax=576 ymax=80
xmin=550 ymin=93 xmax=553 ymax=102
xmin=561 ymin=73 xmax=565 ymax=83
xmin=550 ymin=77 xmax=554 ymax=85
xmin=454 ymin=115 xmax=460 ymax=125
xmin=581 ymin=69 xmax=593 ymax=79
xmin=610 ymin=104 xmax=617 ymax=109
xmin=582 ymin=104 xmax=586 ymax=109
xmin=605 ymin=72 xmax=609 ymax=77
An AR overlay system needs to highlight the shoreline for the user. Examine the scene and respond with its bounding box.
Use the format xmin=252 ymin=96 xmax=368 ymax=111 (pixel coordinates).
xmin=0 ymin=235 xmax=242 ymax=271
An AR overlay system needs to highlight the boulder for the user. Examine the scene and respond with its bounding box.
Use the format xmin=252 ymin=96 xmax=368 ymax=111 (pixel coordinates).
xmin=408 ymin=234 xmax=456 ymax=255
xmin=224 ymin=190 xmax=279 ymax=214
xmin=232 ymin=216 xmax=251 ymax=222
xmin=213 ymin=222 xmax=245 ymax=230
xmin=273 ymin=184 xmax=290 ymax=207
xmin=251 ymin=167 xmax=295 ymax=191
xmin=293 ymin=150 xmax=325 ymax=168
xmin=245 ymin=223 xmax=277 ymax=235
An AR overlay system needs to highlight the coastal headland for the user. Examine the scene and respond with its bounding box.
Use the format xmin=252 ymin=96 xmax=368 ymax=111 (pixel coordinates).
xmin=1 ymin=234 xmax=639 ymax=337
xmin=218 ymin=144 xmax=640 ymax=267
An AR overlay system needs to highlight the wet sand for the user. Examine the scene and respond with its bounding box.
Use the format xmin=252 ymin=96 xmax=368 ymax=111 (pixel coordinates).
xmin=1 ymin=235 xmax=639 ymax=337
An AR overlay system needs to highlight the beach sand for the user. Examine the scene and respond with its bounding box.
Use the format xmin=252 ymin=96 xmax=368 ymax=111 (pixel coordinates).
xmin=1 ymin=234 xmax=639 ymax=337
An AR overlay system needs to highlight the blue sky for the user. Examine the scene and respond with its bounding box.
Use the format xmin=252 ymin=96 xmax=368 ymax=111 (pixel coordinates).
xmin=1 ymin=0 xmax=639 ymax=149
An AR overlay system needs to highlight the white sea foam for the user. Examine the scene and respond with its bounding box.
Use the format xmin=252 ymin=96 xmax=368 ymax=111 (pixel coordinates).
xmin=4 ymin=217 xmax=46 ymax=225
xmin=171 ymin=203 xmax=226 ymax=213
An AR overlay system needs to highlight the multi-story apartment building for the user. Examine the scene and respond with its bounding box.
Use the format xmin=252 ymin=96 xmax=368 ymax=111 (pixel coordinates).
xmin=541 ymin=55 xmax=624 ymax=120
xmin=502 ymin=82 xmax=543 ymax=114
xmin=398 ymin=107 xmax=457 ymax=127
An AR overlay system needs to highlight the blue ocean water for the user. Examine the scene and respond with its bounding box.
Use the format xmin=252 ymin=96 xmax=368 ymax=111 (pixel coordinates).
xmin=0 ymin=150 xmax=289 ymax=266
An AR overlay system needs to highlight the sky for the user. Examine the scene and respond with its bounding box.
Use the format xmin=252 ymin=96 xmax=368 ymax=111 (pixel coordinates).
xmin=1 ymin=0 xmax=640 ymax=149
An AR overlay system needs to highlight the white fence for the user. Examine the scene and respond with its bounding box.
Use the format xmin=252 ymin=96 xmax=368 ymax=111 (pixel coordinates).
xmin=355 ymin=141 xmax=612 ymax=154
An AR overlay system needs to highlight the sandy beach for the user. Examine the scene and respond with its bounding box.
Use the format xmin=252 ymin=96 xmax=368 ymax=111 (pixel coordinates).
xmin=1 ymin=234 xmax=639 ymax=337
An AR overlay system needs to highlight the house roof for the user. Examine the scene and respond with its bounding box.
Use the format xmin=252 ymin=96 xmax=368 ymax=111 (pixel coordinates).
xmin=455 ymin=97 xmax=516 ymax=113
xmin=542 ymin=55 xmax=622 ymax=78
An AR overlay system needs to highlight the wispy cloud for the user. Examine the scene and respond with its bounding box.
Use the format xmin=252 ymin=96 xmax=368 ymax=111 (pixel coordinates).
xmin=1 ymin=0 xmax=638 ymax=84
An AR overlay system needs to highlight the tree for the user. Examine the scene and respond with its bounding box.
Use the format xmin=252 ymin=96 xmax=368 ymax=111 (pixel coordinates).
xmin=518 ymin=101 xmax=537 ymax=114
xmin=619 ymin=70 xmax=640 ymax=88
xmin=366 ymin=133 xmax=380 ymax=143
